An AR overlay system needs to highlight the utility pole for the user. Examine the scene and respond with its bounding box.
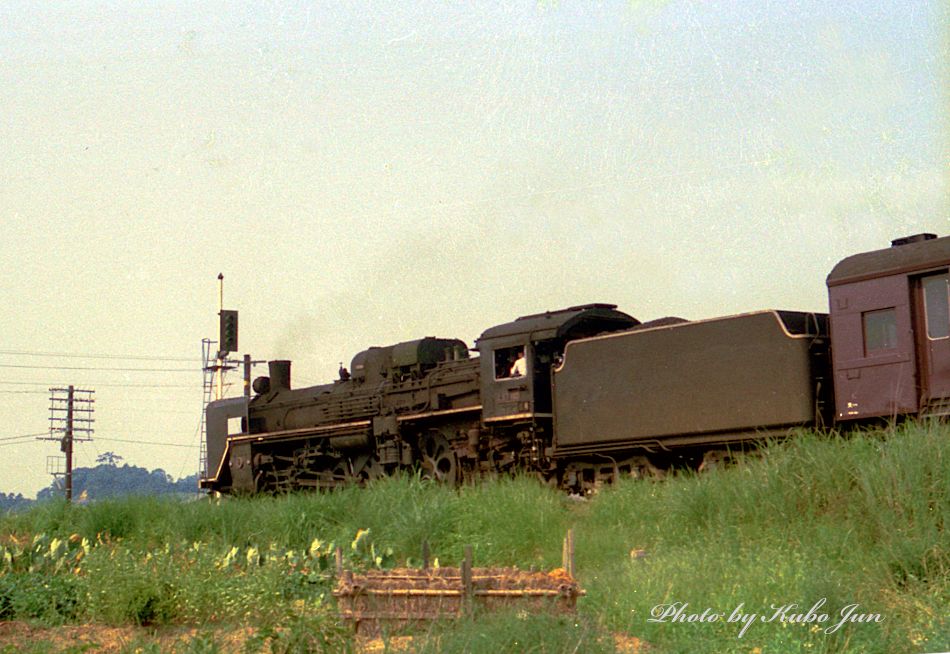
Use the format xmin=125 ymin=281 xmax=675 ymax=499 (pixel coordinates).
xmin=244 ymin=354 xmax=252 ymax=398
xmin=42 ymin=386 xmax=95 ymax=503
xmin=64 ymin=386 xmax=73 ymax=502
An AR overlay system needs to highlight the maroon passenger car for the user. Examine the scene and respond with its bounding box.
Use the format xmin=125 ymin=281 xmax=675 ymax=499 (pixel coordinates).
xmin=827 ymin=233 xmax=950 ymax=421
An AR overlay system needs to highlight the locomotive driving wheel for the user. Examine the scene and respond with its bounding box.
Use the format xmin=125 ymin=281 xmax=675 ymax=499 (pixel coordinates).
xmin=354 ymin=455 xmax=386 ymax=483
xmin=328 ymin=455 xmax=387 ymax=487
xmin=419 ymin=430 xmax=458 ymax=486
xmin=331 ymin=459 xmax=356 ymax=485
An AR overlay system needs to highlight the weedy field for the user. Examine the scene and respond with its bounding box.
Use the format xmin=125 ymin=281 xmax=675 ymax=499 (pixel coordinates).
xmin=0 ymin=421 xmax=947 ymax=653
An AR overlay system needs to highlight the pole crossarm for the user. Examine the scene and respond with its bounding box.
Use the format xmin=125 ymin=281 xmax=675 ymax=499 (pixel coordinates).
xmin=42 ymin=385 xmax=95 ymax=502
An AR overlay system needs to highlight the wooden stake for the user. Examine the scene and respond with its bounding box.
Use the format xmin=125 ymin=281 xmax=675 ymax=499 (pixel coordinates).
xmin=562 ymin=534 xmax=567 ymax=571
xmin=563 ymin=528 xmax=575 ymax=577
xmin=462 ymin=545 xmax=473 ymax=615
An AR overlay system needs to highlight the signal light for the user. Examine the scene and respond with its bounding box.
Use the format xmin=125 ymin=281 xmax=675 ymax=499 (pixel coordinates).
xmin=219 ymin=310 xmax=239 ymax=354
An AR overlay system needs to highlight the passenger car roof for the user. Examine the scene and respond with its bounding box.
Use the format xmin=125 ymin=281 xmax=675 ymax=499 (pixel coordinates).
xmin=827 ymin=234 xmax=950 ymax=287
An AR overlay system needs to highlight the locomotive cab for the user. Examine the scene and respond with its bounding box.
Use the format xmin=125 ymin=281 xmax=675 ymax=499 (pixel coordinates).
xmin=475 ymin=304 xmax=639 ymax=424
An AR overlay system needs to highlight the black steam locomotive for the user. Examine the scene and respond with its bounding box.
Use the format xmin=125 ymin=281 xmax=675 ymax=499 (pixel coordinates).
xmin=200 ymin=234 xmax=950 ymax=494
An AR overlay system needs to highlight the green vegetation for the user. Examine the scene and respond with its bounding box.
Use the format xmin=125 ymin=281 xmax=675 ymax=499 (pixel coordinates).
xmin=0 ymin=492 xmax=33 ymax=514
xmin=1 ymin=421 xmax=947 ymax=653
xmin=2 ymin=461 xmax=200 ymax=514
xmin=35 ymin=463 xmax=200 ymax=503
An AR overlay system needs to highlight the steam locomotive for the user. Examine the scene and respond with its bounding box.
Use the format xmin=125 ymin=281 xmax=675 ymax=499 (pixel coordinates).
xmin=200 ymin=233 xmax=950 ymax=494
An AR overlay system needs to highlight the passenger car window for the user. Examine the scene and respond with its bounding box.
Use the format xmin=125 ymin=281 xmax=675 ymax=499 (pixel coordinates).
xmin=863 ymin=308 xmax=897 ymax=354
xmin=922 ymin=274 xmax=949 ymax=340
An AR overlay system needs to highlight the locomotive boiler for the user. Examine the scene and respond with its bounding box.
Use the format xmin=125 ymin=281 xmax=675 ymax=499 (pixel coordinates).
xmin=200 ymin=233 xmax=950 ymax=494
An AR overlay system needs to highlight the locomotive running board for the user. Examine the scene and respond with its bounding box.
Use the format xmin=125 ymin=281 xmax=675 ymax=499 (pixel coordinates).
xmin=484 ymin=412 xmax=552 ymax=423
xmin=552 ymin=426 xmax=803 ymax=458
xmin=397 ymin=405 xmax=482 ymax=422
xmin=228 ymin=420 xmax=372 ymax=445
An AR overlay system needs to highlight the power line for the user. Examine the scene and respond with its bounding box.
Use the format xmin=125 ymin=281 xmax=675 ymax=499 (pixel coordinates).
xmin=91 ymin=431 xmax=203 ymax=439
xmin=0 ymin=389 xmax=199 ymax=402
xmin=107 ymin=408 xmax=198 ymax=415
xmin=0 ymin=364 xmax=196 ymax=372
xmin=0 ymin=349 xmax=195 ymax=362
xmin=95 ymin=437 xmax=199 ymax=449
xmin=104 ymin=396 xmax=203 ymax=402
xmin=0 ymin=381 xmax=198 ymax=388
xmin=179 ymin=420 xmax=204 ymax=480
xmin=1 ymin=433 xmax=201 ymax=448
xmin=0 ymin=436 xmax=49 ymax=447
xmin=0 ymin=432 xmax=49 ymax=442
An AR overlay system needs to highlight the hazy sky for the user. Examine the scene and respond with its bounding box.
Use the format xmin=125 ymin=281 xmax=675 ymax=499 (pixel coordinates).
xmin=1 ymin=1 xmax=946 ymax=497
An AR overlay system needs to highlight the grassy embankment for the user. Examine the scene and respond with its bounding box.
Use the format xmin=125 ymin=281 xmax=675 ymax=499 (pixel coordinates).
xmin=0 ymin=421 xmax=947 ymax=653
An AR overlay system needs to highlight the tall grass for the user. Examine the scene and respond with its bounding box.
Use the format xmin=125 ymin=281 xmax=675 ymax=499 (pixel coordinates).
xmin=579 ymin=421 xmax=949 ymax=653
xmin=1 ymin=421 xmax=947 ymax=653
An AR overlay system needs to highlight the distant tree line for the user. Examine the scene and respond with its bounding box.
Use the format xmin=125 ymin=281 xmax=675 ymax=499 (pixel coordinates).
xmin=1 ymin=452 xmax=201 ymax=512
xmin=0 ymin=492 xmax=33 ymax=513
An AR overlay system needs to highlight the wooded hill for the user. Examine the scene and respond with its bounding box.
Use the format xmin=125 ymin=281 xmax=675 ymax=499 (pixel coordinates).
xmin=1 ymin=458 xmax=199 ymax=512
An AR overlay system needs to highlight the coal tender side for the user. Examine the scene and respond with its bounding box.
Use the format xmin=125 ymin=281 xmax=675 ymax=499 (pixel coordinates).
xmin=552 ymin=310 xmax=832 ymax=490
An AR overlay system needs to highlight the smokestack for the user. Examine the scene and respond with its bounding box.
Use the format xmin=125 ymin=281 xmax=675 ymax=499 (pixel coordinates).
xmin=269 ymin=360 xmax=291 ymax=390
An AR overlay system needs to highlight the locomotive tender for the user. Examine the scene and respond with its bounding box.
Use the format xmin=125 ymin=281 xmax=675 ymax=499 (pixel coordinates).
xmin=200 ymin=234 xmax=950 ymax=494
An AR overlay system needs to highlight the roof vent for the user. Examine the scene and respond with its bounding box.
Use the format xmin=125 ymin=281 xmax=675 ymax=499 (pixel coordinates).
xmin=891 ymin=233 xmax=937 ymax=247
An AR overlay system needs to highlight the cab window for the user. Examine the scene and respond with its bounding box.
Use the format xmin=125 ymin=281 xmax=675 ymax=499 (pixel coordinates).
xmin=494 ymin=346 xmax=526 ymax=379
